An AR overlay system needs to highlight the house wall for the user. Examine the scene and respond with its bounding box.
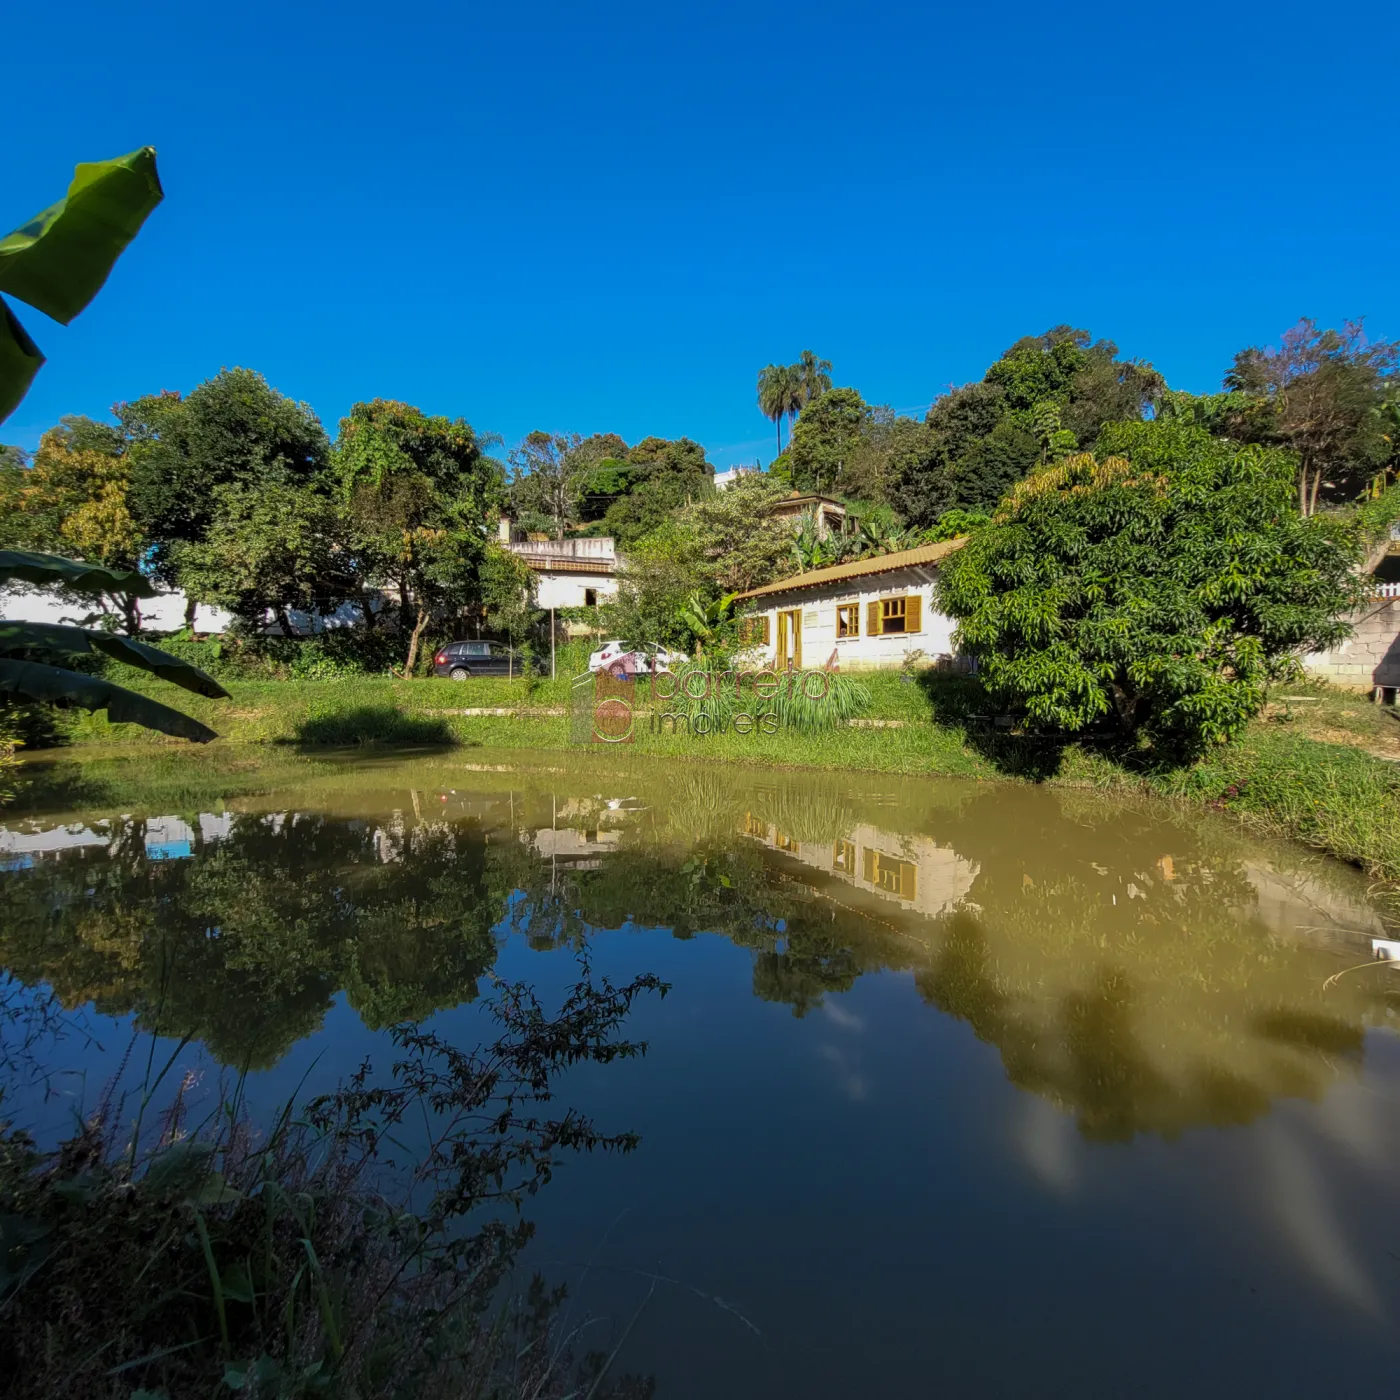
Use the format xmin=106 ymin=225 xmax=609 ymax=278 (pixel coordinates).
xmin=742 ymin=567 xmax=957 ymax=670
xmin=534 ymin=570 xmax=618 ymax=610
xmin=1302 ymin=596 xmax=1400 ymax=692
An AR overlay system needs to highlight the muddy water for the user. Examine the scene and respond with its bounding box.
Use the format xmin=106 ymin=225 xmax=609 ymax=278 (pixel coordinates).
xmin=3 ymin=751 xmax=1399 ymax=1396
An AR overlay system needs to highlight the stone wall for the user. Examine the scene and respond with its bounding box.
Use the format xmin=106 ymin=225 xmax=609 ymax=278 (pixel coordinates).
xmin=1303 ymin=597 xmax=1400 ymax=692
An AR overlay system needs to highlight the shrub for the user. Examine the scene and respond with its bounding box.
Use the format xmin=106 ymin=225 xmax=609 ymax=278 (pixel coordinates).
xmin=937 ymin=422 xmax=1366 ymax=757
xmin=294 ymin=705 xmax=457 ymax=747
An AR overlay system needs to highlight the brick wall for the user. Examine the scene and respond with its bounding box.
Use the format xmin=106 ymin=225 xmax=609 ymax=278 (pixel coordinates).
xmin=1302 ymin=598 xmax=1400 ymax=691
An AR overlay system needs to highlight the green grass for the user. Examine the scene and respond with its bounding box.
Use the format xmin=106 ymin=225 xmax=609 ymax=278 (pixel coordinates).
xmin=16 ymin=667 xmax=1400 ymax=893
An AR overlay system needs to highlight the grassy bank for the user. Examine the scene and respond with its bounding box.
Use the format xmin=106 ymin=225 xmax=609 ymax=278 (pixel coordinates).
xmin=13 ymin=668 xmax=1400 ymax=892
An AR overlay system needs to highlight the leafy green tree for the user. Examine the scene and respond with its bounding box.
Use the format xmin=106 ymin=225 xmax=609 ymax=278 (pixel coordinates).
xmin=1223 ymin=318 xmax=1400 ymax=513
xmin=937 ymin=420 xmax=1366 ymax=755
xmin=336 ymin=399 xmax=503 ymax=673
xmin=787 ymin=387 xmax=871 ymax=494
xmin=508 ymin=430 xmax=583 ymax=539
xmin=600 ymin=435 xmax=712 ymax=545
xmin=480 ymin=539 xmax=539 ymax=646
xmin=757 ymin=363 xmax=801 ymax=456
xmin=0 ymin=422 xmax=148 ymax=631
xmin=171 ymin=481 xmax=355 ymax=636
xmin=122 ymin=369 xmax=332 ymax=603
xmin=0 ymin=150 xmax=163 ymax=422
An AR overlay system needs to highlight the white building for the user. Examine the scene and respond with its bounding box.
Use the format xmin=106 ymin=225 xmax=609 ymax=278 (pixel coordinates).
xmin=732 ymin=540 xmax=966 ymax=671
xmin=498 ymin=520 xmax=618 ymax=612
xmin=713 ymin=465 xmax=758 ymax=491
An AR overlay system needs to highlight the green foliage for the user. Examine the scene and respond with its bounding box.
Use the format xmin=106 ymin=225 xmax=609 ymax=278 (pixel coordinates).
xmin=336 ymin=399 xmax=504 ymax=672
xmin=0 ymin=552 xmax=226 ymax=742
xmin=0 ymin=149 xmax=163 ymax=421
xmin=600 ymin=436 xmax=714 ymax=546
xmin=122 ymin=368 xmax=333 ymax=589
xmin=787 ymin=387 xmax=869 ymax=494
xmin=938 ymin=422 xmax=1365 ymax=755
xmin=0 ymin=705 xmax=21 ymax=804
xmin=508 ymin=430 xmax=583 ymax=539
xmin=660 ymin=661 xmax=871 ymax=732
xmin=295 ymin=703 xmax=457 ymax=747
xmin=171 ymin=480 xmax=355 ymax=634
xmin=0 ymin=970 xmax=663 ymax=1398
xmin=756 ymin=362 xmax=801 ymax=455
xmin=1222 ymin=318 xmax=1400 ymax=512
xmin=480 ymin=540 xmax=540 ymax=644
xmin=925 ymin=508 xmax=990 ymax=542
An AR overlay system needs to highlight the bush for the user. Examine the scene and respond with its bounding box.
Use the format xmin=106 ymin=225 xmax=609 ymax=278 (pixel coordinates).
xmin=937 ymin=422 xmax=1366 ymax=757
xmin=294 ymin=705 xmax=457 ymax=747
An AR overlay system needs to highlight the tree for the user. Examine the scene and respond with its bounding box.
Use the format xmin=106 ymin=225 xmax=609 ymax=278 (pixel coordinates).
xmin=937 ymin=420 xmax=1366 ymax=756
xmin=788 ymin=387 xmax=871 ymax=494
xmin=507 ymin=431 xmax=582 ymax=540
xmin=793 ymin=350 xmax=833 ymax=410
xmin=122 ymin=369 xmax=332 ymax=601
xmin=600 ymin=435 xmax=713 ymax=545
xmin=2 ymin=421 xmax=148 ymax=632
xmin=171 ymin=481 xmax=355 ymax=636
xmin=479 ymin=540 xmax=539 ymax=647
xmin=0 ymin=149 xmax=163 ymax=422
xmin=918 ymin=328 xmax=1165 ymax=520
xmin=757 ymin=363 xmax=801 ymax=456
xmin=336 ymin=399 xmax=503 ymax=673
xmin=0 ymin=551 xmax=228 ymax=741
xmin=1223 ymin=318 xmax=1400 ymax=513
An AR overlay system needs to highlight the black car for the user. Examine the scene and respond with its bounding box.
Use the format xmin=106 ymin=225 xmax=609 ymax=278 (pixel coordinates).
xmin=432 ymin=640 xmax=543 ymax=679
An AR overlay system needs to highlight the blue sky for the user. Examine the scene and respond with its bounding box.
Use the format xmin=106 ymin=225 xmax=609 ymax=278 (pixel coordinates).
xmin=6 ymin=0 xmax=1398 ymax=468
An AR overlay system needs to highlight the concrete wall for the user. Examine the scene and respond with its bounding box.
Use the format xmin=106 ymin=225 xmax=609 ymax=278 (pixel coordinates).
xmin=1303 ymin=597 xmax=1400 ymax=691
xmin=534 ymin=571 xmax=618 ymax=610
xmin=1 ymin=586 xmax=232 ymax=633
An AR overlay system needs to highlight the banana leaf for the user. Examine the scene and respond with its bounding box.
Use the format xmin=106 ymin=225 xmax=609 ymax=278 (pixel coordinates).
xmin=0 ymin=148 xmax=163 ymax=325
xmin=0 ymin=658 xmax=216 ymax=743
xmin=0 ymin=622 xmax=230 ymax=699
xmin=0 ymin=549 xmax=157 ymax=597
xmin=0 ymin=296 xmax=43 ymax=423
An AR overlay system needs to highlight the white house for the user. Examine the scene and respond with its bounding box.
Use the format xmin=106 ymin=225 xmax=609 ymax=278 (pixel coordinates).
xmin=499 ymin=520 xmax=619 ymax=612
xmin=732 ymin=539 xmax=966 ymax=671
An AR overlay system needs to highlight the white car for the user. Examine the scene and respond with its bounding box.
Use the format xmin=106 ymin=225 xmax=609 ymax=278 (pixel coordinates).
xmin=587 ymin=641 xmax=688 ymax=674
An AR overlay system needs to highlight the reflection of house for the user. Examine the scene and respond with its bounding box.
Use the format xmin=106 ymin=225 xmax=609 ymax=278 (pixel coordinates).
xmin=498 ymin=519 xmax=619 ymax=612
xmin=532 ymin=826 xmax=623 ymax=870
xmin=744 ymin=815 xmax=977 ymax=918
xmin=767 ymin=491 xmax=847 ymax=538
xmin=732 ymin=540 xmax=966 ymax=671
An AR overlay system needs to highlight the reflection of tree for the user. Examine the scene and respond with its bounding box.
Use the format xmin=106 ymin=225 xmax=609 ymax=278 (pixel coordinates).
xmin=0 ymin=814 xmax=522 ymax=1067
xmin=2 ymin=772 xmax=1394 ymax=1138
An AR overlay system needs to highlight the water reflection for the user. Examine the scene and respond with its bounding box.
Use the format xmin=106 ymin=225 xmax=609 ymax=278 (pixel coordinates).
xmin=3 ymin=760 xmax=1396 ymax=1142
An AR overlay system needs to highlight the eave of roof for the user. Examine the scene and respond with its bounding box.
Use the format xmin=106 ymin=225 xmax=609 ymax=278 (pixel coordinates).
xmin=731 ymin=538 xmax=967 ymax=602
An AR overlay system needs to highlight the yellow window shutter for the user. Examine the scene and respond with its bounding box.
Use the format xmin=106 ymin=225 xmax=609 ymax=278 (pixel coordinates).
xmin=867 ymin=600 xmax=882 ymax=636
xmin=862 ymin=847 xmax=876 ymax=883
xmin=761 ymin=615 xmax=770 ymax=644
xmin=905 ymin=594 xmax=922 ymax=633
xmin=899 ymin=861 xmax=917 ymax=900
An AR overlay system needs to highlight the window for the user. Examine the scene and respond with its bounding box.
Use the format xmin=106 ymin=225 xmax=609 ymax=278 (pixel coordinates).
xmin=861 ymin=848 xmax=918 ymax=900
xmin=865 ymin=594 xmax=923 ymax=637
xmin=774 ymin=829 xmax=799 ymax=853
xmin=836 ymin=604 xmax=859 ymax=639
xmin=833 ymin=839 xmax=855 ymax=872
xmin=584 ymin=588 xmax=598 ymax=607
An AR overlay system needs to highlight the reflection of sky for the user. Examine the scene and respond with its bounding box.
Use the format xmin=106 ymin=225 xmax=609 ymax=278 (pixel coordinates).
xmin=4 ymin=798 xmax=1400 ymax=1397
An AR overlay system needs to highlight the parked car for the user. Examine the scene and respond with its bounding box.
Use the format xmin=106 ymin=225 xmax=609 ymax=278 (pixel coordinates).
xmin=433 ymin=640 xmax=543 ymax=679
xmin=587 ymin=640 xmax=688 ymax=675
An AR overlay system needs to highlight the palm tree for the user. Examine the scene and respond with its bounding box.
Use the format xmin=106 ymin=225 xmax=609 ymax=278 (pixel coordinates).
xmin=757 ymin=364 xmax=800 ymax=456
xmin=794 ymin=350 xmax=833 ymax=410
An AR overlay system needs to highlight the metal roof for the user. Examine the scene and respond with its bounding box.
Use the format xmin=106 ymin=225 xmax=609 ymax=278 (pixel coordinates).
xmin=731 ymin=538 xmax=967 ymax=602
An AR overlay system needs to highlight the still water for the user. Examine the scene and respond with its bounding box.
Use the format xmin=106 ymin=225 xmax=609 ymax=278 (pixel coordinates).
xmin=3 ymin=750 xmax=1400 ymax=1396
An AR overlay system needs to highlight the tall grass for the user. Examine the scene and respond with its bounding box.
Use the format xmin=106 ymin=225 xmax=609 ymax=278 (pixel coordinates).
xmin=656 ymin=663 xmax=870 ymax=734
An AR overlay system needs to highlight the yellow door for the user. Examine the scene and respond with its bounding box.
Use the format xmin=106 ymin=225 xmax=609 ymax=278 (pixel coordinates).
xmin=776 ymin=609 xmax=801 ymax=670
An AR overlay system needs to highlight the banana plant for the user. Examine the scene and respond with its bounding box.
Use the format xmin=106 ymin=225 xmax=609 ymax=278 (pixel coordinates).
xmin=1 ymin=550 xmax=228 ymax=742
xmin=1 ymin=148 xmax=163 ymax=422
xmin=676 ymin=590 xmax=737 ymax=655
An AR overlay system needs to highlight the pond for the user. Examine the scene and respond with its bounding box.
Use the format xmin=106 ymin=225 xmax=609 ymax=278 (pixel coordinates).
xmin=3 ymin=749 xmax=1400 ymax=1396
